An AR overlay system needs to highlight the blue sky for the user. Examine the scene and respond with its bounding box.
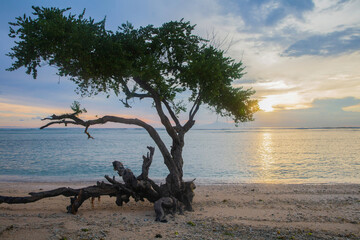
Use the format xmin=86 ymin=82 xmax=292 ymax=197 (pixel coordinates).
xmin=0 ymin=0 xmax=359 ymax=128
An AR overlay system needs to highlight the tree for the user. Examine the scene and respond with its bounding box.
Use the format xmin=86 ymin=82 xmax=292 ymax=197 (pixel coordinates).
xmin=4 ymin=6 xmax=258 ymax=217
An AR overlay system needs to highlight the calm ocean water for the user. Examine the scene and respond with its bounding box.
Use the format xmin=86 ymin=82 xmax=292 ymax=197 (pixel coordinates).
xmin=0 ymin=128 xmax=359 ymax=184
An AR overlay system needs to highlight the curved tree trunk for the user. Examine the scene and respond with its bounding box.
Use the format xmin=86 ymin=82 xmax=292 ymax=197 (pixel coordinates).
xmin=35 ymin=76 xmax=202 ymax=214
xmin=163 ymin=134 xmax=195 ymax=212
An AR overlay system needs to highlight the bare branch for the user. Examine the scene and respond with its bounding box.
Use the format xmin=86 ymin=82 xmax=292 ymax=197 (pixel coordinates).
xmin=184 ymin=93 xmax=202 ymax=132
xmin=41 ymin=114 xmax=172 ymax=161
xmin=183 ymin=119 xmax=195 ymax=133
xmin=39 ymin=120 xmax=79 ymax=129
xmin=119 ymin=78 xmax=151 ymax=100
xmin=84 ymin=125 xmax=94 ymax=139
xmin=42 ymin=113 xmax=86 ymax=125
xmin=138 ymin=146 xmax=155 ymax=180
xmin=190 ymin=99 xmax=201 ymax=120
xmin=189 ymin=94 xmax=201 ymax=120
xmin=206 ymin=28 xmax=235 ymax=54
xmin=162 ymin=99 xmax=182 ymax=129
xmin=132 ymin=77 xmax=180 ymax=142
xmin=40 ymin=113 xmax=87 ymax=129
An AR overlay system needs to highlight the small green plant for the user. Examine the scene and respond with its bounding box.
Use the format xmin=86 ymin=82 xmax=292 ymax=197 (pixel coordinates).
xmin=187 ymin=221 xmax=196 ymax=226
xmin=224 ymin=231 xmax=234 ymax=237
xmin=71 ymin=101 xmax=87 ymax=116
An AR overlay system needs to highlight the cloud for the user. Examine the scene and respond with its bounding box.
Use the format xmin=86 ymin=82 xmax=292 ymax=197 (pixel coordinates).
xmin=162 ymin=0 xmax=360 ymax=117
xmin=248 ymin=97 xmax=360 ymax=127
xmin=343 ymin=104 xmax=360 ymax=112
xmin=0 ymin=99 xmax=160 ymax=128
xmin=1 ymin=0 xmax=360 ymax=128
xmin=312 ymin=97 xmax=360 ymax=111
xmin=225 ymin=0 xmax=314 ymax=30
xmin=297 ymin=0 xmax=360 ymax=34
xmin=0 ymin=101 xmax=63 ymax=116
xmin=283 ymin=27 xmax=360 ymax=56
xmin=239 ymin=47 xmax=360 ymax=111
xmin=222 ymin=0 xmax=360 ymax=60
xmin=0 ymin=101 xmax=67 ymax=127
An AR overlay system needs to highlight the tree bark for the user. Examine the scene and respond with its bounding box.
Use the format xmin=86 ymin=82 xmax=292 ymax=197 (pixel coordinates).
xmin=0 ymin=146 xmax=195 ymax=220
xmin=37 ymin=85 xmax=200 ymax=213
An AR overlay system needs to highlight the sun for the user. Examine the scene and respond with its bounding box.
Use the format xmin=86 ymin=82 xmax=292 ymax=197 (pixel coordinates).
xmin=258 ymin=99 xmax=274 ymax=112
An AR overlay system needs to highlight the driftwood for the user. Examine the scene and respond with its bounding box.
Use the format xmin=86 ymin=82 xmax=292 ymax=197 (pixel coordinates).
xmin=154 ymin=196 xmax=183 ymax=222
xmin=0 ymin=146 xmax=196 ymax=221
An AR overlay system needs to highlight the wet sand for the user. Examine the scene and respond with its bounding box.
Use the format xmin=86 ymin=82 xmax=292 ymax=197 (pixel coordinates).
xmin=0 ymin=182 xmax=359 ymax=239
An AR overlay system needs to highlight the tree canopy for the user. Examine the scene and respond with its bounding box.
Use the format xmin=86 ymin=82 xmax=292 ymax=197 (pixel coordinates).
xmin=6 ymin=6 xmax=260 ymax=213
xmin=7 ymin=6 xmax=258 ymax=127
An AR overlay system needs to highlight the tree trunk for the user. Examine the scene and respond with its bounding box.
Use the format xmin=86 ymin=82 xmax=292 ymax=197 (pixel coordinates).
xmin=164 ymin=136 xmax=195 ymax=212
xmin=0 ymin=146 xmax=195 ymax=221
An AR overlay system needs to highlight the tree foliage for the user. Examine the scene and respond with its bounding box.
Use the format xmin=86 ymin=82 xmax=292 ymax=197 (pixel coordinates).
xmin=7 ymin=6 xmax=260 ymax=211
xmin=7 ymin=6 xmax=258 ymax=124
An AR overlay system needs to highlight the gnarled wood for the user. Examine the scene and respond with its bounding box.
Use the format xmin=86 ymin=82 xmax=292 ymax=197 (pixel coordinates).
xmin=154 ymin=197 xmax=183 ymax=222
xmin=38 ymin=95 xmax=197 ymax=213
xmin=0 ymin=183 xmax=118 ymax=214
xmin=0 ymin=146 xmax=195 ymax=221
xmin=40 ymin=115 xmax=172 ymax=163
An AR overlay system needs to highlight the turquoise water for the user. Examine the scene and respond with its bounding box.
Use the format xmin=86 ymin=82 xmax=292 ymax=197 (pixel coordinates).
xmin=0 ymin=128 xmax=359 ymax=184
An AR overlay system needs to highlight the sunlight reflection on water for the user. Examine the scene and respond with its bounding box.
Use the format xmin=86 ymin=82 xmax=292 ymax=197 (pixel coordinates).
xmin=0 ymin=128 xmax=359 ymax=184
xmin=258 ymin=132 xmax=274 ymax=180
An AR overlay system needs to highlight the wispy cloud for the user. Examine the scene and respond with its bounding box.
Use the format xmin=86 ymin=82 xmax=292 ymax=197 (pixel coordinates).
xmin=249 ymin=97 xmax=360 ymax=127
xmin=0 ymin=101 xmax=65 ymax=127
xmin=223 ymin=0 xmax=314 ymax=30
xmin=343 ymin=104 xmax=360 ymax=112
xmin=283 ymin=27 xmax=360 ymax=56
xmin=1 ymin=0 xmax=360 ymax=127
xmin=0 ymin=101 xmax=64 ymax=116
xmin=0 ymin=100 xmax=158 ymax=128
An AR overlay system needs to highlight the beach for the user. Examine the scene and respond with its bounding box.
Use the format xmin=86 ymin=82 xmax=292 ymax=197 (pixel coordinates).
xmin=0 ymin=182 xmax=359 ymax=239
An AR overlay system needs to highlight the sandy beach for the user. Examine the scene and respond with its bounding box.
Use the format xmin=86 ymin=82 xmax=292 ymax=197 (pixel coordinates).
xmin=0 ymin=182 xmax=359 ymax=239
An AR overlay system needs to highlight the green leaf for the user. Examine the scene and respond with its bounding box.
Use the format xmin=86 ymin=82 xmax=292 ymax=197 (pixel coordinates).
xmin=70 ymin=101 xmax=87 ymax=115
xmin=8 ymin=6 xmax=258 ymax=125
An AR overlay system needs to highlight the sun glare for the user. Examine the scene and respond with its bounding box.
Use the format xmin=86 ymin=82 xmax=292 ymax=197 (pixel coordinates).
xmin=259 ymin=99 xmax=274 ymax=112
xmin=258 ymin=93 xmax=312 ymax=112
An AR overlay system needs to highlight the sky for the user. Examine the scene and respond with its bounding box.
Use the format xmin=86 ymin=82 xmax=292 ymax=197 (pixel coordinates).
xmin=0 ymin=0 xmax=359 ymax=128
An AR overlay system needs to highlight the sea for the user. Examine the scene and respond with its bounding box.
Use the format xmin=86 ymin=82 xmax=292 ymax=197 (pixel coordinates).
xmin=0 ymin=127 xmax=359 ymax=184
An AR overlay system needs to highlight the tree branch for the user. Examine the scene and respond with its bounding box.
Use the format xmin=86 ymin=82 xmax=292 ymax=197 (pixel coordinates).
xmin=190 ymin=100 xmax=201 ymax=121
xmin=42 ymin=113 xmax=86 ymax=124
xmin=189 ymin=93 xmax=201 ymax=120
xmin=119 ymin=78 xmax=151 ymax=100
xmin=84 ymin=125 xmax=94 ymax=139
xmin=184 ymin=93 xmax=201 ymax=132
xmin=0 ymin=184 xmax=118 ymax=214
xmin=40 ymin=120 xmax=78 ymax=129
xmin=162 ymin=99 xmax=182 ymax=130
xmin=132 ymin=77 xmax=180 ymax=142
xmin=41 ymin=114 xmax=172 ymax=161
xmin=138 ymin=146 xmax=155 ymax=180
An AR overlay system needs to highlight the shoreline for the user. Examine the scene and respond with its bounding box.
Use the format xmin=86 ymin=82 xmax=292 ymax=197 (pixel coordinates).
xmin=0 ymin=176 xmax=359 ymax=185
xmin=1 ymin=182 xmax=359 ymax=239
